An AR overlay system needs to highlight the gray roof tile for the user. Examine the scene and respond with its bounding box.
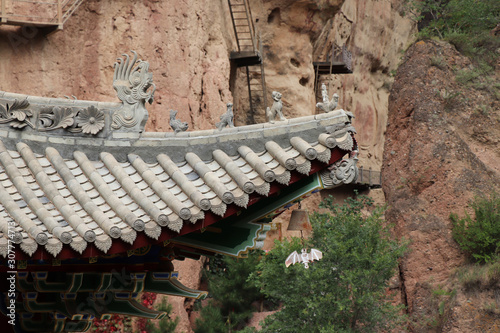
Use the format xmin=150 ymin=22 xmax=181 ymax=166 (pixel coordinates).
xmin=0 ymin=104 xmax=356 ymax=258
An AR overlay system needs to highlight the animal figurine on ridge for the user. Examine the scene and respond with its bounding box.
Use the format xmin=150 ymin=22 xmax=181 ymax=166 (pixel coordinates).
xmin=266 ymin=91 xmax=286 ymax=123
xmin=216 ymin=103 xmax=234 ymax=130
xmin=169 ymin=110 xmax=188 ymax=133
xmin=316 ymin=83 xmax=339 ymax=112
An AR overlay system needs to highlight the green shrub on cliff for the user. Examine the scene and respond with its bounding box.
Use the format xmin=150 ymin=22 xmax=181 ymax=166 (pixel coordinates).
xmin=251 ymin=195 xmax=408 ymax=332
xmin=451 ymin=192 xmax=500 ymax=263
xmin=403 ymin=0 xmax=500 ymax=67
xmin=194 ymin=251 xmax=264 ymax=332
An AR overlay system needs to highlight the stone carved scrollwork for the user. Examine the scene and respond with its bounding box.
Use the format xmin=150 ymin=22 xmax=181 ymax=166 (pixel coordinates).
xmin=38 ymin=105 xmax=104 ymax=135
xmin=0 ymin=99 xmax=34 ymax=129
xmin=111 ymin=51 xmax=156 ymax=132
xmin=39 ymin=107 xmax=77 ymax=131
xmin=329 ymin=157 xmax=358 ymax=185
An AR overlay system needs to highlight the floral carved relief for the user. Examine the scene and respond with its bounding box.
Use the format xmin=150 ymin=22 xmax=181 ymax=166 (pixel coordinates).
xmin=76 ymin=106 xmax=105 ymax=135
xmin=37 ymin=105 xmax=104 ymax=135
xmin=0 ymin=99 xmax=34 ymax=129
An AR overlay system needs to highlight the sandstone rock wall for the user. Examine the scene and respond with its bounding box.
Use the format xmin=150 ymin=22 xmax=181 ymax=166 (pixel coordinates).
xmin=233 ymin=0 xmax=415 ymax=174
xmin=384 ymin=39 xmax=500 ymax=332
xmin=0 ymin=0 xmax=235 ymax=133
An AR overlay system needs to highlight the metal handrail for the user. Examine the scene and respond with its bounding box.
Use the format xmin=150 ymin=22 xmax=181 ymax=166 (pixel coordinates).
xmin=258 ymin=30 xmax=267 ymax=110
xmin=244 ymin=0 xmax=256 ymax=52
xmin=356 ymin=167 xmax=382 ymax=187
xmin=0 ymin=0 xmax=82 ymax=27
xmin=228 ymin=0 xmax=257 ymax=53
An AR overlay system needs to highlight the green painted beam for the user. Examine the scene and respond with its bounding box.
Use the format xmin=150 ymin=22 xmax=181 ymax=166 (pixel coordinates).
xmin=144 ymin=272 xmax=207 ymax=299
xmin=172 ymin=174 xmax=323 ymax=256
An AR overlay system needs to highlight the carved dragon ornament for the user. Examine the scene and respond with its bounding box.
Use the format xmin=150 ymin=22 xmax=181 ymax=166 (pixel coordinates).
xmin=111 ymin=51 xmax=156 ymax=132
xmin=0 ymin=51 xmax=155 ymax=136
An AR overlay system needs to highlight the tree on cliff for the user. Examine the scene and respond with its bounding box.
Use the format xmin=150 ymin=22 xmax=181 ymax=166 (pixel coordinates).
xmin=194 ymin=251 xmax=264 ymax=332
xmin=251 ymin=195 xmax=408 ymax=332
xmin=403 ymin=0 xmax=499 ymax=66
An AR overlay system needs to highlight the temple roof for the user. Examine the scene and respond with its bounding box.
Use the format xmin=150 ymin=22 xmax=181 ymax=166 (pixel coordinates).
xmin=0 ymin=104 xmax=356 ymax=259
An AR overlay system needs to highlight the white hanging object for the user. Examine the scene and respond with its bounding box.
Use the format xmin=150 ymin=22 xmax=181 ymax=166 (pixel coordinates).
xmin=285 ymin=248 xmax=323 ymax=269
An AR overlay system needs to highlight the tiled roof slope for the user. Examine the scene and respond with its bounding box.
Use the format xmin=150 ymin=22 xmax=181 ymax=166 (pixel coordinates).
xmin=0 ymin=101 xmax=355 ymax=259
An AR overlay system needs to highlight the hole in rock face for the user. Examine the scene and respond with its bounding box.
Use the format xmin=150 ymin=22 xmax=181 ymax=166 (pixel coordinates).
xmin=290 ymin=58 xmax=300 ymax=67
xmin=299 ymin=77 xmax=309 ymax=86
xmin=268 ymin=8 xmax=281 ymax=24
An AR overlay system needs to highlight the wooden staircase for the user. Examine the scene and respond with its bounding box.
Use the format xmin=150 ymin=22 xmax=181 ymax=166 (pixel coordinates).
xmin=313 ymin=44 xmax=353 ymax=103
xmin=0 ymin=0 xmax=83 ymax=31
xmin=228 ymin=0 xmax=268 ymax=124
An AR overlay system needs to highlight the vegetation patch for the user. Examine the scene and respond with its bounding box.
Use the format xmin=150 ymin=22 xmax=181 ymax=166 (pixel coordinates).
xmin=403 ymin=0 xmax=499 ymax=97
xmin=455 ymin=260 xmax=500 ymax=291
xmin=451 ymin=192 xmax=500 ymax=263
xmin=251 ymin=195 xmax=408 ymax=332
xmin=194 ymin=251 xmax=269 ymax=332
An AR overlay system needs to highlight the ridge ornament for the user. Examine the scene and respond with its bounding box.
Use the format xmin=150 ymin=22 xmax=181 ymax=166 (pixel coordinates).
xmin=111 ymin=51 xmax=156 ymax=132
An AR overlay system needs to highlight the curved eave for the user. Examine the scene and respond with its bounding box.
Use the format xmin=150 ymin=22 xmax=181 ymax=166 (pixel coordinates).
xmin=0 ymin=92 xmax=357 ymax=260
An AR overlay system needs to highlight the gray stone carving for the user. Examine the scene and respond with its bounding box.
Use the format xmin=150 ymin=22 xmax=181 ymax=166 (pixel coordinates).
xmin=329 ymin=156 xmax=358 ymax=185
xmin=169 ymin=110 xmax=188 ymax=133
xmin=316 ymin=83 xmax=339 ymax=112
xmin=0 ymin=99 xmax=34 ymax=129
xmin=216 ymin=103 xmax=234 ymax=130
xmin=38 ymin=105 xmax=104 ymax=135
xmin=319 ymin=154 xmax=358 ymax=188
xmin=39 ymin=106 xmax=77 ymax=131
xmin=111 ymin=51 xmax=156 ymax=132
xmin=266 ymin=91 xmax=286 ymax=123
xmin=77 ymin=106 xmax=105 ymax=135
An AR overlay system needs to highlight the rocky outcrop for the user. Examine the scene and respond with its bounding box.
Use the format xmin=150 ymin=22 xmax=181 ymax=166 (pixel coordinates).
xmin=324 ymin=0 xmax=415 ymax=171
xmin=383 ymin=39 xmax=500 ymax=332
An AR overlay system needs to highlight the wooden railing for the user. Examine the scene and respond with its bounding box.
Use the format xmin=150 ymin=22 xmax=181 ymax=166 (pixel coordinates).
xmin=0 ymin=0 xmax=83 ymax=29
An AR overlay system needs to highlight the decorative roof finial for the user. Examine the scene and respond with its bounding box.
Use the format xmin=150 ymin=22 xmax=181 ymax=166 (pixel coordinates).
xmin=216 ymin=103 xmax=235 ymax=130
xmin=316 ymin=83 xmax=339 ymax=112
xmin=111 ymin=51 xmax=156 ymax=132
xmin=266 ymin=91 xmax=286 ymax=123
xmin=169 ymin=110 xmax=188 ymax=133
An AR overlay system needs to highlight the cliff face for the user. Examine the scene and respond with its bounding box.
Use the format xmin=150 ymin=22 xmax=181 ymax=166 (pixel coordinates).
xmin=384 ymin=40 xmax=500 ymax=332
xmin=322 ymin=0 xmax=415 ymax=170
xmin=233 ymin=0 xmax=415 ymax=171
xmin=0 ymin=0 xmax=235 ymax=133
